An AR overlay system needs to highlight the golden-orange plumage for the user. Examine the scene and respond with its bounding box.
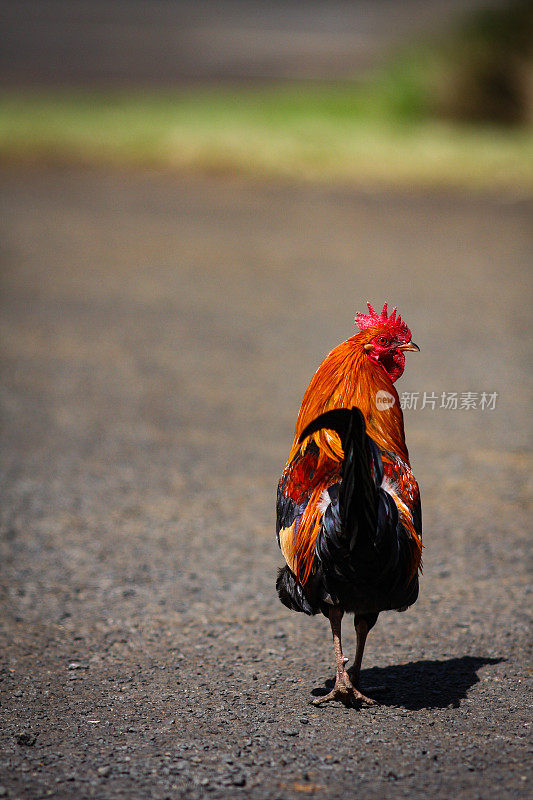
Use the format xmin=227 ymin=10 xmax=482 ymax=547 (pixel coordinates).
xmin=280 ymin=327 xmax=422 ymax=584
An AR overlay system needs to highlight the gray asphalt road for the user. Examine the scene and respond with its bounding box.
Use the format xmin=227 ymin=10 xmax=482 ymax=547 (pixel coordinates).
xmin=1 ymin=0 xmax=510 ymax=84
xmin=0 ymin=169 xmax=531 ymax=799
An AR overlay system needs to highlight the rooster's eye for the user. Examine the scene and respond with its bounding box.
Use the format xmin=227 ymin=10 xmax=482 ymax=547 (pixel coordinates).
xmin=378 ymin=336 xmax=389 ymax=346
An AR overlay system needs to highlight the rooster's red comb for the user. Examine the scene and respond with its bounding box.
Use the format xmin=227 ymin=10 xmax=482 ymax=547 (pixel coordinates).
xmin=355 ymin=301 xmax=411 ymax=342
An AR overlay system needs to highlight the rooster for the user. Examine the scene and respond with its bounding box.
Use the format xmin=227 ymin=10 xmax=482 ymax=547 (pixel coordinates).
xmin=276 ymin=302 xmax=422 ymax=707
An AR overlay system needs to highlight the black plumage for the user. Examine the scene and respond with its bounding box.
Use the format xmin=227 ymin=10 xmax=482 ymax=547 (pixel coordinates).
xmin=277 ymin=407 xmax=420 ymax=619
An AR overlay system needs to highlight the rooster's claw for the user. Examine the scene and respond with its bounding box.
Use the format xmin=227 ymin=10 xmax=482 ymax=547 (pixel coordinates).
xmin=312 ymin=672 xmax=377 ymax=708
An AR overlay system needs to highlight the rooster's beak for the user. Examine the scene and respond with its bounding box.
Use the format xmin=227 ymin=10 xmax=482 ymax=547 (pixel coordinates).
xmin=399 ymin=341 xmax=420 ymax=352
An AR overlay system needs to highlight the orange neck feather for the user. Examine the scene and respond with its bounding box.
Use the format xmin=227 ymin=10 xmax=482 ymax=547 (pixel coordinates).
xmin=288 ymin=333 xmax=409 ymax=467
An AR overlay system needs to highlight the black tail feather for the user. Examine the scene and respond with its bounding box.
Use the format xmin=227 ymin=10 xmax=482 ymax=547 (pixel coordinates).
xmin=298 ymin=408 xmax=354 ymax=447
xmin=276 ymin=566 xmax=316 ymax=615
xmin=300 ymin=407 xmax=378 ymax=550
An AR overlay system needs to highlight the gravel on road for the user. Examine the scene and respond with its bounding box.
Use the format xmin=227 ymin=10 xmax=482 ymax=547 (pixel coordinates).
xmin=0 ymin=169 xmax=531 ymax=799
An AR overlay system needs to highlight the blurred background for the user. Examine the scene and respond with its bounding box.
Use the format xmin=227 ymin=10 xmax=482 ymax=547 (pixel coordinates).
xmin=1 ymin=0 xmax=532 ymax=188
xmin=0 ymin=3 xmax=532 ymax=799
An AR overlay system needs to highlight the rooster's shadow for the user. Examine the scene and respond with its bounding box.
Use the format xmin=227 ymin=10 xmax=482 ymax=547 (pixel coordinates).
xmin=312 ymin=655 xmax=503 ymax=710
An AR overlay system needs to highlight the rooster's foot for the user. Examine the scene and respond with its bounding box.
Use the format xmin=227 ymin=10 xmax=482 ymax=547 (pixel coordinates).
xmin=312 ymin=672 xmax=377 ymax=708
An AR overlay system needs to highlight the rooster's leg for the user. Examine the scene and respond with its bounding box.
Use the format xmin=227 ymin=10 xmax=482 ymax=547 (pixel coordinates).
xmin=312 ymin=608 xmax=375 ymax=707
xmin=346 ymin=617 xmax=376 ymax=705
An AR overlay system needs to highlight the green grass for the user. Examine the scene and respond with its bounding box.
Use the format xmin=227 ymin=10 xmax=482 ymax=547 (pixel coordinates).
xmin=2 ymin=3 xmax=532 ymax=190
xmin=1 ymin=84 xmax=532 ymax=191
